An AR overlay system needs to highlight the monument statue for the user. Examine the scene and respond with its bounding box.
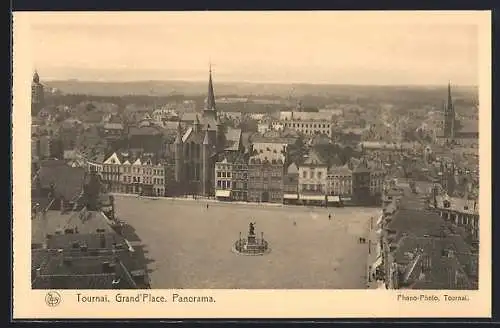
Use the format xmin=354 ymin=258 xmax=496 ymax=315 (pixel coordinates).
xmin=249 ymin=222 xmax=255 ymax=235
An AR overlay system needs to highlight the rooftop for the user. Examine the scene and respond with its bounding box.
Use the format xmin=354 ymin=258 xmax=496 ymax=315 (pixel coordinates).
xmin=393 ymin=235 xmax=477 ymax=289
xmin=37 ymin=164 xmax=86 ymax=201
xmin=385 ymin=208 xmax=445 ymax=243
xmin=32 ymin=210 xmax=114 ymax=246
xmin=434 ymin=195 xmax=479 ymax=215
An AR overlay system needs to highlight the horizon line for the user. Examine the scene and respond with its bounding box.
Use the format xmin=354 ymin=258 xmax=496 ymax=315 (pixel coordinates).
xmin=42 ymin=78 xmax=478 ymax=88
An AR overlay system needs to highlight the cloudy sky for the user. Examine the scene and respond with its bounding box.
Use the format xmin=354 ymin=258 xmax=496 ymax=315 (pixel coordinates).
xmin=17 ymin=11 xmax=483 ymax=85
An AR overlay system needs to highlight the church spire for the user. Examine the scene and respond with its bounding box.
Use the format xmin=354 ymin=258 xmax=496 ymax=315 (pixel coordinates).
xmin=447 ymin=81 xmax=453 ymax=108
xmin=205 ymin=64 xmax=216 ymax=111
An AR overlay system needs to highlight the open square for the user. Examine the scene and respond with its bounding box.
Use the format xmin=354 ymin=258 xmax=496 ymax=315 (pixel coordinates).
xmin=114 ymin=196 xmax=380 ymax=289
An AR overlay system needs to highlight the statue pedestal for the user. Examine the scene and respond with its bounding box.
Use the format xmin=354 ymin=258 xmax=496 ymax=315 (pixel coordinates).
xmin=247 ymin=234 xmax=256 ymax=245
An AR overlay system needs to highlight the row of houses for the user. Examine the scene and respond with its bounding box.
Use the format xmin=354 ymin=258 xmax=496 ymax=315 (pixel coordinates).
xmin=214 ymin=148 xmax=386 ymax=206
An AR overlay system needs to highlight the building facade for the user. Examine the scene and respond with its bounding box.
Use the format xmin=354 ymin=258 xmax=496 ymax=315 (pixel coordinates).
xmin=214 ymin=153 xmax=249 ymax=201
xmin=327 ymin=164 xmax=353 ymax=198
xmin=283 ymin=163 xmax=299 ymax=203
xmin=102 ymin=152 xmax=167 ymax=196
xmin=247 ymin=149 xmax=285 ymax=203
xmin=298 ymin=151 xmax=328 ymax=204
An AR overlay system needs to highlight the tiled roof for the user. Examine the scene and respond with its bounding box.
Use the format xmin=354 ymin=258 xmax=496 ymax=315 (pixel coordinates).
xmin=32 ymin=273 xmax=119 ymax=289
xmin=37 ymin=165 xmax=86 ymax=201
xmin=393 ymin=235 xmax=476 ymax=289
xmin=251 ymin=133 xmax=298 ymax=145
xmin=329 ymin=163 xmax=352 ymax=175
xmin=46 ymin=232 xmax=124 ymax=250
xmin=287 ymin=163 xmax=299 ymax=175
xmin=353 ymin=160 xmax=371 ymax=173
xmin=456 ymin=119 xmax=479 ymax=134
xmin=385 ymin=208 xmax=444 ymax=242
xmin=226 ymin=128 xmax=242 ymax=143
xmin=128 ymin=126 xmax=162 ymax=136
xmin=249 ymin=149 xmax=285 ymax=165
xmin=32 ymin=210 xmax=114 ymax=246
xmin=302 ymin=150 xmax=327 ymax=166
xmin=434 ymin=196 xmax=479 ymax=215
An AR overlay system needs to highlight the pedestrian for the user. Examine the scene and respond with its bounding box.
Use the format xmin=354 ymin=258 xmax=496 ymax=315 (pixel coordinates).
xmin=328 ymin=213 xmax=331 ymax=220
xmin=206 ymin=203 xmax=209 ymax=209
xmin=293 ymin=221 xmax=297 ymax=226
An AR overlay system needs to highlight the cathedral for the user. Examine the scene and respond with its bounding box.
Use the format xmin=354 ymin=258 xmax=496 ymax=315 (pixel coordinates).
xmin=174 ymin=67 xmax=242 ymax=196
xmin=437 ymin=82 xmax=479 ymax=146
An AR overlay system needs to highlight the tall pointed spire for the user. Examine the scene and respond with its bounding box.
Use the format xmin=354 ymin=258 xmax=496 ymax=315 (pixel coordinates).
xmin=205 ymin=63 xmax=216 ymax=111
xmin=447 ymin=81 xmax=453 ymax=108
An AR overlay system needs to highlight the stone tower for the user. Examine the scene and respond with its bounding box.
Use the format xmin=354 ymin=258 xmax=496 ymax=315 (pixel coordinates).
xmin=31 ymin=70 xmax=45 ymax=116
xmin=174 ymin=121 xmax=184 ymax=182
xmin=444 ymin=82 xmax=455 ymax=139
xmin=203 ymin=65 xmax=217 ymax=121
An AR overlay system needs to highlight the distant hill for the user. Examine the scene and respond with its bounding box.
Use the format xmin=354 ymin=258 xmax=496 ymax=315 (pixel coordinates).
xmin=43 ymin=79 xmax=478 ymax=103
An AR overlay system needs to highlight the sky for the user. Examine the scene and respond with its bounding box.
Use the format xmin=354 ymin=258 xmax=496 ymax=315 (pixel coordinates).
xmin=18 ymin=11 xmax=484 ymax=85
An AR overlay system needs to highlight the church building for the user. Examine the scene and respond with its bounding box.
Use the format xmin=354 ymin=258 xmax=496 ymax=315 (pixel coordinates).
xmin=437 ymin=83 xmax=479 ymax=146
xmin=174 ymin=67 xmax=242 ymax=196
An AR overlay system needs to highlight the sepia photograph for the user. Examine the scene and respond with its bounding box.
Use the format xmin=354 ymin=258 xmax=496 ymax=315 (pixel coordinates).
xmin=13 ymin=10 xmax=491 ymax=318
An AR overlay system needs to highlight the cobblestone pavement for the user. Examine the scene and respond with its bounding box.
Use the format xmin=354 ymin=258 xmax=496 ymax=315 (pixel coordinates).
xmin=114 ymin=196 xmax=381 ymax=289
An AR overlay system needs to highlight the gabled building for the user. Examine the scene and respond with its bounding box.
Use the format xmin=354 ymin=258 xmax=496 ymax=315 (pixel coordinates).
xmin=327 ymin=155 xmax=353 ymax=202
xmin=283 ymin=162 xmax=299 ymax=204
xmin=214 ymin=152 xmax=249 ymax=201
xmin=247 ymin=146 xmax=285 ymax=203
xmin=102 ymin=151 xmax=167 ymax=196
xmin=298 ymin=150 xmax=328 ymax=205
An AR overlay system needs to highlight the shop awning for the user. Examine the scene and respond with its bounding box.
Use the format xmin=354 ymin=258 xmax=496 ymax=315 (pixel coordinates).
xmin=215 ymin=190 xmax=231 ymax=198
xmin=327 ymin=196 xmax=340 ymax=202
xmin=300 ymin=195 xmax=326 ymax=201
xmin=283 ymin=194 xmax=298 ymax=200
xmin=341 ymin=197 xmax=352 ymax=201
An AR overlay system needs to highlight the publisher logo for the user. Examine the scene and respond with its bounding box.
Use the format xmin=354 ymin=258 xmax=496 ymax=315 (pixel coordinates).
xmin=45 ymin=291 xmax=62 ymax=307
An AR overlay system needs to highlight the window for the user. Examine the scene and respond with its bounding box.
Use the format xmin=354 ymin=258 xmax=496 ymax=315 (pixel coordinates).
xmin=217 ymin=180 xmax=221 ymax=188
xmin=317 ymin=171 xmax=322 ymax=179
xmin=227 ymin=172 xmax=231 ymax=178
xmin=227 ymin=181 xmax=231 ymax=188
xmin=222 ymin=172 xmax=226 ymax=178
xmin=217 ymin=171 xmax=221 ymax=178
xmin=310 ymin=171 xmax=314 ymax=179
xmin=303 ymin=171 xmax=307 ymax=178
